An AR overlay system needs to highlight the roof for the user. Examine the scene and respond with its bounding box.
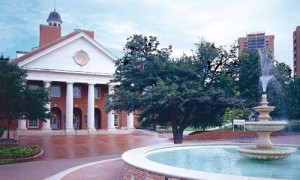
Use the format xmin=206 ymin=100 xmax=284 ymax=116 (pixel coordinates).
xmin=47 ymin=10 xmax=62 ymax=23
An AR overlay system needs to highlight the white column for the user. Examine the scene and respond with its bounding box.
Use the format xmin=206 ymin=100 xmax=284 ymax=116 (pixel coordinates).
xmin=107 ymin=111 xmax=115 ymax=129
xmin=17 ymin=118 xmax=27 ymax=130
xmin=107 ymin=85 xmax=115 ymax=129
xmin=42 ymin=81 xmax=52 ymax=130
xmin=127 ymin=112 xmax=134 ymax=129
xmin=66 ymin=82 xmax=74 ymax=130
xmin=87 ymin=83 xmax=95 ymax=130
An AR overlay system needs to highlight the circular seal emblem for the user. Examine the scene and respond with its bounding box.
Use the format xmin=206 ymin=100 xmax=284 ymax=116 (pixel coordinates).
xmin=73 ymin=50 xmax=89 ymax=66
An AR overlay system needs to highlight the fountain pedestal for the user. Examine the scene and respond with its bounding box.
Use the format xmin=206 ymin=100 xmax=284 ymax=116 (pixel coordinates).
xmin=256 ymin=132 xmax=272 ymax=149
xmin=237 ymin=94 xmax=296 ymax=160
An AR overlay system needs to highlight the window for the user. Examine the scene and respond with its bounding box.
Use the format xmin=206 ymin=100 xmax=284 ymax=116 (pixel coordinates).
xmin=95 ymin=87 xmax=101 ymax=99
xmin=51 ymin=86 xmax=61 ymax=97
xmin=28 ymin=119 xmax=39 ymax=128
xmin=29 ymin=84 xmax=39 ymax=90
xmin=73 ymin=86 xmax=81 ymax=98
xmin=114 ymin=114 xmax=119 ymax=127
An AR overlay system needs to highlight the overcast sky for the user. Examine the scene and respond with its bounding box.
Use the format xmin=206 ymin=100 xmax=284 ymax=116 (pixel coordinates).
xmin=1 ymin=0 xmax=300 ymax=69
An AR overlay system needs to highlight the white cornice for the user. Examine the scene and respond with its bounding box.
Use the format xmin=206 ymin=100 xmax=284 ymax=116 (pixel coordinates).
xmin=26 ymin=70 xmax=113 ymax=84
xmin=24 ymin=67 xmax=114 ymax=77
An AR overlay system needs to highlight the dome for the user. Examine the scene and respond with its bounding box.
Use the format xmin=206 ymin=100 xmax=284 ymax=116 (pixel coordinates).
xmin=47 ymin=10 xmax=62 ymax=24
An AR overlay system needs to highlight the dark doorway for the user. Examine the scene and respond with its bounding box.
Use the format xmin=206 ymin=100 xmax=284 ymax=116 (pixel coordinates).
xmin=50 ymin=107 xmax=61 ymax=130
xmin=73 ymin=108 xmax=82 ymax=129
xmin=94 ymin=108 xmax=101 ymax=129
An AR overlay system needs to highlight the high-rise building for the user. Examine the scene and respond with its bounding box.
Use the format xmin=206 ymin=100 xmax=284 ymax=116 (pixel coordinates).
xmin=238 ymin=33 xmax=275 ymax=56
xmin=293 ymin=26 xmax=300 ymax=77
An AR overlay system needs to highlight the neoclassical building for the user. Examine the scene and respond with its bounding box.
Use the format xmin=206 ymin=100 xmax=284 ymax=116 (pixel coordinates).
xmin=12 ymin=9 xmax=137 ymax=134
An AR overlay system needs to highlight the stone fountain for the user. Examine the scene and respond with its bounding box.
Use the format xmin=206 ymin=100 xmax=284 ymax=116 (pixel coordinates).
xmin=237 ymin=49 xmax=296 ymax=160
xmin=237 ymin=94 xmax=296 ymax=160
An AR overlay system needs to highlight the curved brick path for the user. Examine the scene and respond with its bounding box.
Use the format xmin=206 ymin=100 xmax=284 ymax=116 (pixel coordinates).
xmin=0 ymin=133 xmax=168 ymax=180
xmin=0 ymin=133 xmax=299 ymax=180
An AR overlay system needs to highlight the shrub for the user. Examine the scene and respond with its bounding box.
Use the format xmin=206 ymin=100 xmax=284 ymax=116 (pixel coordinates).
xmin=0 ymin=145 xmax=40 ymax=159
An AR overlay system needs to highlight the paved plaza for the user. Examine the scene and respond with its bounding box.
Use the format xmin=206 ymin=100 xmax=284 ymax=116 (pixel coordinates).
xmin=0 ymin=132 xmax=299 ymax=180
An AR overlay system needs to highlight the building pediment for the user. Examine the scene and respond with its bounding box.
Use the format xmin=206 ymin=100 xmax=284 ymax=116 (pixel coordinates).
xmin=16 ymin=31 xmax=117 ymax=76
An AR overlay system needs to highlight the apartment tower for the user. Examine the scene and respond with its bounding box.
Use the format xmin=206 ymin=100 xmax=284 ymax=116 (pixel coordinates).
xmin=238 ymin=33 xmax=275 ymax=56
xmin=293 ymin=26 xmax=300 ymax=77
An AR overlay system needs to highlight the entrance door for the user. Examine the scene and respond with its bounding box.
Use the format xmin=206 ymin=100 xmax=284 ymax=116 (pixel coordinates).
xmin=94 ymin=108 xmax=101 ymax=129
xmin=73 ymin=108 xmax=82 ymax=129
xmin=50 ymin=107 xmax=61 ymax=130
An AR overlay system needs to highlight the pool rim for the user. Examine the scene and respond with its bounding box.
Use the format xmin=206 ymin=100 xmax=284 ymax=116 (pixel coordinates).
xmin=122 ymin=143 xmax=299 ymax=180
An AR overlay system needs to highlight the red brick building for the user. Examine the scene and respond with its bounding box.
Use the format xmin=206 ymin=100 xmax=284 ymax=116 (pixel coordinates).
xmin=9 ymin=9 xmax=138 ymax=135
xmin=293 ymin=26 xmax=300 ymax=77
xmin=238 ymin=32 xmax=275 ymax=57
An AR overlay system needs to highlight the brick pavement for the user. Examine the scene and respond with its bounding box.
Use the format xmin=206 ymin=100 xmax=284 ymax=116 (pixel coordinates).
xmin=0 ymin=132 xmax=167 ymax=180
xmin=0 ymin=132 xmax=299 ymax=180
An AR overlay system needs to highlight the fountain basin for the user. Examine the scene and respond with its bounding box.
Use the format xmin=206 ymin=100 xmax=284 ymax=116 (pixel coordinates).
xmin=245 ymin=121 xmax=287 ymax=132
xmin=237 ymin=146 xmax=296 ymax=160
xmin=122 ymin=144 xmax=300 ymax=180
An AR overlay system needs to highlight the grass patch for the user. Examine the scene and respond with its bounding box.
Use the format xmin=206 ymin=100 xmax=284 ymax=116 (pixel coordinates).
xmin=0 ymin=145 xmax=40 ymax=159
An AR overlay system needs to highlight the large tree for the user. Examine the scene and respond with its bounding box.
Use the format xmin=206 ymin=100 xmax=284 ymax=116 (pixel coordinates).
xmin=285 ymin=78 xmax=300 ymax=120
xmin=0 ymin=55 xmax=50 ymax=138
xmin=237 ymin=49 xmax=261 ymax=105
xmin=106 ymin=35 xmax=244 ymax=144
xmin=267 ymin=61 xmax=292 ymax=119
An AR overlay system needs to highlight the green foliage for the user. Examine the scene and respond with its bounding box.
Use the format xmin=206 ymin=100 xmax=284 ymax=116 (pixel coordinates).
xmin=267 ymin=62 xmax=292 ymax=119
xmin=272 ymin=62 xmax=292 ymax=85
xmin=22 ymin=87 xmax=51 ymax=121
xmin=0 ymin=55 xmax=50 ymax=122
xmin=0 ymin=145 xmax=40 ymax=159
xmin=0 ymin=55 xmax=27 ymax=121
xmin=285 ymin=78 xmax=300 ymax=120
xmin=0 ymin=55 xmax=50 ymax=138
xmin=223 ymin=107 xmax=252 ymax=121
xmin=237 ymin=49 xmax=260 ymax=104
xmin=107 ymin=35 xmax=245 ymax=143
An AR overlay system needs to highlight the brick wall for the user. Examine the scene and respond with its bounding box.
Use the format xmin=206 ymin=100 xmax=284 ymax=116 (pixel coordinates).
xmin=124 ymin=163 xmax=182 ymax=180
xmin=51 ymin=83 xmax=109 ymax=130
xmin=39 ymin=24 xmax=61 ymax=47
xmin=7 ymin=81 xmax=140 ymax=130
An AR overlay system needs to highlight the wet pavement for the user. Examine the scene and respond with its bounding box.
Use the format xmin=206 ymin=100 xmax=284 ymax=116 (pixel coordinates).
xmin=0 ymin=133 xmax=168 ymax=180
xmin=0 ymin=132 xmax=299 ymax=180
xmin=18 ymin=134 xmax=165 ymax=160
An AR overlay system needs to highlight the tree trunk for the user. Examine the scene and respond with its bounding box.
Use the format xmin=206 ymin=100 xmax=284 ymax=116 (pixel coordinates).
xmin=6 ymin=119 xmax=10 ymax=139
xmin=169 ymin=106 xmax=183 ymax=144
xmin=173 ymin=130 xmax=183 ymax=144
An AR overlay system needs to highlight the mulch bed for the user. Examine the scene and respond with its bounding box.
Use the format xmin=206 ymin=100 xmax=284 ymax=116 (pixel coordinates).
xmin=183 ymin=130 xmax=295 ymax=141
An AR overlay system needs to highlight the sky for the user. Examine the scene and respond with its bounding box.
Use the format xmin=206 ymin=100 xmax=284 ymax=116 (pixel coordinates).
xmin=1 ymin=0 xmax=300 ymax=69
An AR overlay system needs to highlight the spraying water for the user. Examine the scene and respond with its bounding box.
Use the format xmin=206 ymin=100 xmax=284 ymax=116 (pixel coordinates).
xmin=258 ymin=49 xmax=274 ymax=92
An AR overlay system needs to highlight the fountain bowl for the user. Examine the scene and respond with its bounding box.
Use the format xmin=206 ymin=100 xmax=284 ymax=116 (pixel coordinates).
xmin=245 ymin=121 xmax=287 ymax=132
xmin=237 ymin=146 xmax=296 ymax=160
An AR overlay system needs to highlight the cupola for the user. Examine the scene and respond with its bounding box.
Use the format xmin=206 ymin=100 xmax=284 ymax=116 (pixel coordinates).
xmin=47 ymin=9 xmax=62 ymax=27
